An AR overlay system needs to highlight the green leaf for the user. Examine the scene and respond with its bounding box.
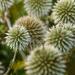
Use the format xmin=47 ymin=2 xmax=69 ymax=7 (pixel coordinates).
xmin=9 ymin=0 xmax=27 ymax=23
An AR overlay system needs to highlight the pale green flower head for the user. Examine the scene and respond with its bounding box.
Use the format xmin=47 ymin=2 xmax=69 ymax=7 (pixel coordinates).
xmin=25 ymin=45 xmax=66 ymax=75
xmin=45 ymin=24 xmax=75 ymax=53
xmin=15 ymin=16 xmax=47 ymax=48
xmin=24 ymin=0 xmax=52 ymax=17
xmin=6 ymin=25 xmax=31 ymax=51
xmin=52 ymin=0 xmax=75 ymax=24
xmin=0 ymin=0 xmax=14 ymax=11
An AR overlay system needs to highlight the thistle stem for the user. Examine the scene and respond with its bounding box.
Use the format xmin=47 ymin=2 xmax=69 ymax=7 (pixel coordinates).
xmin=4 ymin=49 xmax=17 ymax=75
xmin=4 ymin=11 xmax=12 ymax=29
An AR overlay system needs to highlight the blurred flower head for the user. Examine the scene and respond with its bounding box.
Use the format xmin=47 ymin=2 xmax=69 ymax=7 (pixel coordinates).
xmin=24 ymin=0 xmax=52 ymax=17
xmin=25 ymin=45 xmax=66 ymax=75
xmin=0 ymin=62 xmax=5 ymax=75
xmin=0 ymin=0 xmax=14 ymax=11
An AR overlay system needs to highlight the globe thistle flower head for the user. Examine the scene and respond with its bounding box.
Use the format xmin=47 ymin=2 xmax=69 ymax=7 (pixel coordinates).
xmin=63 ymin=23 xmax=75 ymax=35
xmin=45 ymin=24 xmax=75 ymax=53
xmin=25 ymin=45 xmax=66 ymax=75
xmin=6 ymin=25 xmax=31 ymax=51
xmin=52 ymin=0 xmax=75 ymax=24
xmin=0 ymin=62 xmax=5 ymax=75
xmin=15 ymin=16 xmax=46 ymax=48
xmin=24 ymin=0 xmax=52 ymax=17
xmin=0 ymin=0 xmax=14 ymax=11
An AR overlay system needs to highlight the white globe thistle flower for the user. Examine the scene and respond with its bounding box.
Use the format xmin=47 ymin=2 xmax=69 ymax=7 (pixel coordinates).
xmin=15 ymin=16 xmax=46 ymax=48
xmin=0 ymin=0 xmax=14 ymax=11
xmin=52 ymin=0 xmax=75 ymax=24
xmin=0 ymin=62 xmax=5 ymax=75
xmin=24 ymin=0 xmax=52 ymax=17
xmin=6 ymin=25 xmax=31 ymax=51
xmin=45 ymin=24 xmax=75 ymax=53
xmin=25 ymin=45 xmax=66 ymax=75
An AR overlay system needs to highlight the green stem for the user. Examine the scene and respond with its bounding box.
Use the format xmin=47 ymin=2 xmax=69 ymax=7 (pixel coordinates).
xmin=19 ymin=50 xmax=26 ymax=60
xmin=4 ymin=49 xmax=17 ymax=75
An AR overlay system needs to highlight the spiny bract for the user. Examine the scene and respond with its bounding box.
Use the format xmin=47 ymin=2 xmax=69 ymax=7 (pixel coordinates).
xmin=6 ymin=25 xmax=31 ymax=51
xmin=15 ymin=16 xmax=46 ymax=48
xmin=52 ymin=0 xmax=75 ymax=24
xmin=25 ymin=45 xmax=66 ymax=75
xmin=0 ymin=62 xmax=5 ymax=75
xmin=45 ymin=24 xmax=75 ymax=53
xmin=0 ymin=0 xmax=14 ymax=11
xmin=24 ymin=0 xmax=52 ymax=17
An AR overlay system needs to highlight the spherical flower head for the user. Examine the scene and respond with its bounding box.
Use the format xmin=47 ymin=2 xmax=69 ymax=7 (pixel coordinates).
xmin=45 ymin=24 xmax=75 ymax=53
xmin=0 ymin=0 xmax=14 ymax=11
xmin=24 ymin=0 xmax=52 ymax=17
xmin=0 ymin=62 xmax=5 ymax=75
xmin=63 ymin=23 xmax=75 ymax=35
xmin=15 ymin=16 xmax=46 ymax=48
xmin=6 ymin=25 xmax=31 ymax=51
xmin=52 ymin=0 xmax=75 ymax=24
xmin=25 ymin=45 xmax=66 ymax=75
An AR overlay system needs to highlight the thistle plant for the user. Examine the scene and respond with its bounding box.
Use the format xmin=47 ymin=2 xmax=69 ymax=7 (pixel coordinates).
xmin=25 ymin=45 xmax=66 ymax=75
xmin=0 ymin=0 xmax=14 ymax=12
xmin=15 ymin=16 xmax=46 ymax=48
xmin=0 ymin=62 xmax=5 ymax=75
xmin=52 ymin=0 xmax=75 ymax=24
xmin=6 ymin=25 xmax=31 ymax=51
xmin=24 ymin=0 xmax=52 ymax=17
xmin=45 ymin=24 xmax=75 ymax=53
xmin=1 ymin=0 xmax=75 ymax=75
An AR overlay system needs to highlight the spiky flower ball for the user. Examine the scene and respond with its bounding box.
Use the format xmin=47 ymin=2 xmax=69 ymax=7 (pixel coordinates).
xmin=15 ymin=16 xmax=46 ymax=48
xmin=6 ymin=25 xmax=31 ymax=51
xmin=45 ymin=24 xmax=75 ymax=53
xmin=0 ymin=62 xmax=5 ymax=75
xmin=52 ymin=0 xmax=75 ymax=24
xmin=24 ymin=0 xmax=52 ymax=17
xmin=0 ymin=0 xmax=14 ymax=11
xmin=63 ymin=23 xmax=75 ymax=35
xmin=25 ymin=45 xmax=66 ymax=75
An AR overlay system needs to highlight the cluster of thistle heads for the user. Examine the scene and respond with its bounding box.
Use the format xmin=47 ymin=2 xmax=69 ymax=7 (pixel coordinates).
xmin=1 ymin=0 xmax=75 ymax=75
